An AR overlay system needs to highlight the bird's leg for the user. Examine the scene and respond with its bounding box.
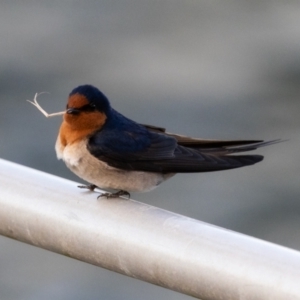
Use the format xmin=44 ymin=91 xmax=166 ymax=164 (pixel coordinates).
xmin=98 ymin=190 xmax=131 ymax=199
xmin=78 ymin=184 xmax=98 ymax=191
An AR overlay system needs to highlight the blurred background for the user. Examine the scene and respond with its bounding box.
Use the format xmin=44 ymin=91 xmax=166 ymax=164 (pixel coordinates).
xmin=0 ymin=1 xmax=300 ymax=299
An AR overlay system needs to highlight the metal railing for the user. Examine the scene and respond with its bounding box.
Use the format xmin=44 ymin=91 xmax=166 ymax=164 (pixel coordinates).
xmin=0 ymin=158 xmax=299 ymax=300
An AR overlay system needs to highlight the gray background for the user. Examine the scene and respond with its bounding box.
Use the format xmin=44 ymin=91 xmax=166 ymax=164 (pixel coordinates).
xmin=0 ymin=1 xmax=300 ymax=299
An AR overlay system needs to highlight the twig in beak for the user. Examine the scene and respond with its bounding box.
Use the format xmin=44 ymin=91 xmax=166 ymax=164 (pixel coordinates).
xmin=27 ymin=92 xmax=65 ymax=118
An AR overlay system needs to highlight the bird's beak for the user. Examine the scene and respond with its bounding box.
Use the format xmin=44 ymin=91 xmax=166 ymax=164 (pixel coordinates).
xmin=66 ymin=108 xmax=81 ymax=115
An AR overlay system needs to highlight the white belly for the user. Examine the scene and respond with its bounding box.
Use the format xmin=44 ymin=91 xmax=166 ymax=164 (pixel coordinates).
xmin=55 ymin=138 xmax=174 ymax=192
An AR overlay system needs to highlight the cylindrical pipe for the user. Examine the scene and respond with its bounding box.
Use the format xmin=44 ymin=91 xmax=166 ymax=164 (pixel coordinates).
xmin=0 ymin=158 xmax=299 ymax=300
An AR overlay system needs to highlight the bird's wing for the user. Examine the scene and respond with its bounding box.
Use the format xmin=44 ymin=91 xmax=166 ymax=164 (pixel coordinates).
xmin=142 ymin=123 xmax=280 ymax=154
xmin=88 ymin=123 xmax=266 ymax=173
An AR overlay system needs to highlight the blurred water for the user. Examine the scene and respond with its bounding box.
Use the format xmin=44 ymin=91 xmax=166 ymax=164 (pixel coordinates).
xmin=1 ymin=1 xmax=300 ymax=300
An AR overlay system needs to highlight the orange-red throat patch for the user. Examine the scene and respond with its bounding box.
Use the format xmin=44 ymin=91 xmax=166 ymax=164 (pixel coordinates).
xmin=59 ymin=93 xmax=107 ymax=146
xmin=59 ymin=111 xmax=106 ymax=146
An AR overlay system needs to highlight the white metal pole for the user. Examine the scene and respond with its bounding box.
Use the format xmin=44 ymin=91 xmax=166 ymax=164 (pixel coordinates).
xmin=0 ymin=158 xmax=299 ymax=300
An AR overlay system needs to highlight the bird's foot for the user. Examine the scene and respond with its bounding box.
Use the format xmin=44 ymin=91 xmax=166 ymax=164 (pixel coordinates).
xmin=78 ymin=184 xmax=98 ymax=191
xmin=98 ymin=190 xmax=131 ymax=199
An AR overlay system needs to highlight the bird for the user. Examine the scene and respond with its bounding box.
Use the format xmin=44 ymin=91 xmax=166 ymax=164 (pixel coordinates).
xmin=29 ymin=84 xmax=278 ymax=199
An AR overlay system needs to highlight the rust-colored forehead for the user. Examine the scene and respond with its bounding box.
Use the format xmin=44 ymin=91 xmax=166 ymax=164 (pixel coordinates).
xmin=67 ymin=93 xmax=89 ymax=108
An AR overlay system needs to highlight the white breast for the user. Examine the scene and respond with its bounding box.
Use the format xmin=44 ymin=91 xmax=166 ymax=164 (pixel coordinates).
xmin=55 ymin=137 xmax=174 ymax=192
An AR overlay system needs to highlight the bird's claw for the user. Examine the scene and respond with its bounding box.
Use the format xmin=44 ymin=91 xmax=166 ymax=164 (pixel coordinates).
xmin=78 ymin=185 xmax=130 ymax=199
xmin=78 ymin=184 xmax=97 ymax=191
xmin=98 ymin=190 xmax=131 ymax=199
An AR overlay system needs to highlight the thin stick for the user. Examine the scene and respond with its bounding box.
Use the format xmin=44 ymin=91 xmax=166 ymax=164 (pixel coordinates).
xmin=27 ymin=93 xmax=65 ymax=118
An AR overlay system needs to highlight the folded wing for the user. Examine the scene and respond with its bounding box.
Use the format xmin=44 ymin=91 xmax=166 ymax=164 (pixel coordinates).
xmin=87 ymin=122 xmax=277 ymax=173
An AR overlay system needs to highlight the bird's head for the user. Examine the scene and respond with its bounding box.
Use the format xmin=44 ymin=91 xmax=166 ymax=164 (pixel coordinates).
xmin=64 ymin=85 xmax=110 ymax=130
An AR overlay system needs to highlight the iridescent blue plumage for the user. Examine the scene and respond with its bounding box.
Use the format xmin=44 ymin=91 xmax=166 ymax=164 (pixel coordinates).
xmin=70 ymin=84 xmax=111 ymax=113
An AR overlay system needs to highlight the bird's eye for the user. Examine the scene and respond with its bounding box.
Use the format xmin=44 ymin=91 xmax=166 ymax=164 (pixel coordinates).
xmin=78 ymin=103 xmax=97 ymax=112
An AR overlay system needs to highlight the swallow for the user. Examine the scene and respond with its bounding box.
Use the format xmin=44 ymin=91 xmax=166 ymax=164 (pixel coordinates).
xmin=28 ymin=85 xmax=279 ymax=198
